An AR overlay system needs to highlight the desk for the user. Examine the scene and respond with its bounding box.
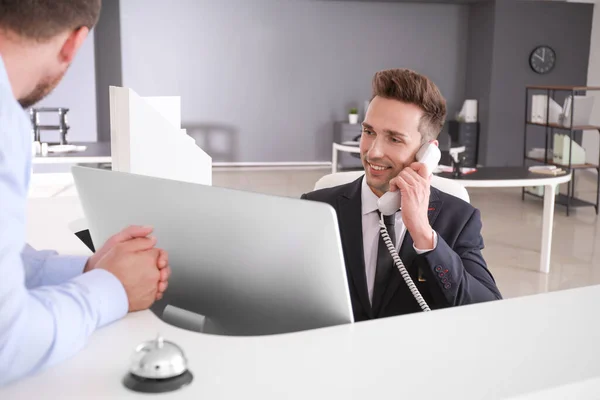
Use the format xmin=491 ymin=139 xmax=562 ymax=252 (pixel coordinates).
xmin=6 ymin=191 xmax=600 ymax=399
xmin=437 ymin=167 xmax=572 ymax=274
xmin=33 ymin=142 xmax=111 ymax=165
xmin=332 ymin=142 xmax=360 ymax=173
xmin=26 ymin=195 xmax=90 ymax=256
xmin=2 ymin=283 xmax=600 ymax=399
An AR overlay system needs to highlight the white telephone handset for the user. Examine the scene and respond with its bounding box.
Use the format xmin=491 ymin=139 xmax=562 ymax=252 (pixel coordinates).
xmin=377 ymin=142 xmax=441 ymax=215
xmin=375 ymin=142 xmax=441 ymax=312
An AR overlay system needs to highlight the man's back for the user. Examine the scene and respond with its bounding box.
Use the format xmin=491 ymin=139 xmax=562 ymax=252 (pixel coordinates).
xmin=0 ymin=52 xmax=132 ymax=385
xmin=0 ymin=0 xmax=171 ymax=385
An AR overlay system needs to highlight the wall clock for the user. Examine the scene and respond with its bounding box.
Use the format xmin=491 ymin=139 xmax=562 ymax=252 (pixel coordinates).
xmin=529 ymin=45 xmax=556 ymax=74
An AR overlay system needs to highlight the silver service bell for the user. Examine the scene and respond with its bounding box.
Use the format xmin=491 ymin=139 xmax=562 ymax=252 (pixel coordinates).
xmin=123 ymin=335 xmax=193 ymax=393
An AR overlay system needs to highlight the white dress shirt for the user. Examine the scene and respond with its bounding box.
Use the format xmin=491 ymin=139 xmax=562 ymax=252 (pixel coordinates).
xmin=361 ymin=177 xmax=438 ymax=303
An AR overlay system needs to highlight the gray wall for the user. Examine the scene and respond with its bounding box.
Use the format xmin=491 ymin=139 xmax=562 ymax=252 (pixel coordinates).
xmin=94 ymin=0 xmax=123 ymax=143
xmin=35 ymin=32 xmax=97 ymax=143
xmin=118 ymin=0 xmax=470 ymax=163
xmin=481 ymin=0 xmax=593 ymax=166
xmin=464 ymin=1 xmax=495 ymax=165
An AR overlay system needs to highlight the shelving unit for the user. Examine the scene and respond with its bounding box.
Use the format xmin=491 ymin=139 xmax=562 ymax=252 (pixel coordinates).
xmin=448 ymin=121 xmax=479 ymax=167
xmin=29 ymin=107 xmax=70 ymax=145
xmin=522 ymin=85 xmax=600 ymax=216
xmin=333 ymin=121 xmax=363 ymax=170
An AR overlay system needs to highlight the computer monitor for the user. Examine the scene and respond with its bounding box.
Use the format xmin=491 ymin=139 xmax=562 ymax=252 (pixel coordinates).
xmin=71 ymin=166 xmax=354 ymax=336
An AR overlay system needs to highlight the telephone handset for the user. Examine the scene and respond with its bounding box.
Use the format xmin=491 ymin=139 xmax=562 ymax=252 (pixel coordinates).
xmin=375 ymin=142 xmax=441 ymax=312
xmin=377 ymin=143 xmax=441 ymax=216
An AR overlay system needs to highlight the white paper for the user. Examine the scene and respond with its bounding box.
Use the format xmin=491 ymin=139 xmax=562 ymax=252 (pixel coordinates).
xmin=109 ymin=86 xmax=212 ymax=186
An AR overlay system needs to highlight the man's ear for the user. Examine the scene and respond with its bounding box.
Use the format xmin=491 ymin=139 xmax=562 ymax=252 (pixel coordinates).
xmin=59 ymin=27 xmax=89 ymax=65
xmin=421 ymin=139 xmax=439 ymax=148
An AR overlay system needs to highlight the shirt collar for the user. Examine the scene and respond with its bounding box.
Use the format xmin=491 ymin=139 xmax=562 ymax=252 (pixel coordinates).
xmin=361 ymin=175 xmax=380 ymax=215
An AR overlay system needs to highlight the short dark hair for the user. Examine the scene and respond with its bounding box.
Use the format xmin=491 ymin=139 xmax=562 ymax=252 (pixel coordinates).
xmin=0 ymin=0 xmax=101 ymax=41
xmin=371 ymin=68 xmax=447 ymax=142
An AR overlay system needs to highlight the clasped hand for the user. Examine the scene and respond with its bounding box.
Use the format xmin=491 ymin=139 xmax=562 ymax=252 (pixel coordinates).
xmin=84 ymin=225 xmax=171 ymax=311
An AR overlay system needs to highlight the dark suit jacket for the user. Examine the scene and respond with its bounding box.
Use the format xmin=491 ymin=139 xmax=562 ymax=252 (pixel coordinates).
xmin=301 ymin=176 xmax=502 ymax=321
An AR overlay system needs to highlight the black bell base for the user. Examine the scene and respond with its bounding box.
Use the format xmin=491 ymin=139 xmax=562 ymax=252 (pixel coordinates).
xmin=123 ymin=371 xmax=194 ymax=393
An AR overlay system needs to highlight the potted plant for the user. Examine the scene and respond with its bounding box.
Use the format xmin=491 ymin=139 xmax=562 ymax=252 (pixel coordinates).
xmin=348 ymin=108 xmax=358 ymax=124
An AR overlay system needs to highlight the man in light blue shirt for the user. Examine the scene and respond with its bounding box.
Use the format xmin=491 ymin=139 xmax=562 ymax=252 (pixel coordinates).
xmin=0 ymin=0 xmax=171 ymax=386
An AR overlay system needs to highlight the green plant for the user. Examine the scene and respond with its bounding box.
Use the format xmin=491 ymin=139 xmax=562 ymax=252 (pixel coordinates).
xmin=349 ymin=108 xmax=358 ymax=114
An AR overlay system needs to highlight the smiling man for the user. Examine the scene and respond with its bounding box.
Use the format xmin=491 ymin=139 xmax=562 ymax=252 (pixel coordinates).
xmin=302 ymin=69 xmax=501 ymax=321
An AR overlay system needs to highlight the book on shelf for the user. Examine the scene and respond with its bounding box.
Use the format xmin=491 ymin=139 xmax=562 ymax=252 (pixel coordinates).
xmin=528 ymin=165 xmax=566 ymax=175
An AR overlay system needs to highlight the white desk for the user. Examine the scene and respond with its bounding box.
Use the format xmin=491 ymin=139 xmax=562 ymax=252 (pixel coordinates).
xmin=437 ymin=167 xmax=572 ymax=274
xmin=332 ymin=142 xmax=360 ymax=173
xmin=2 ymin=284 xmax=600 ymax=399
xmin=33 ymin=142 xmax=111 ymax=165
xmin=4 ymin=195 xmax=599 ymax=399
xmin=25 ymin=195 xmax=90 ymax=256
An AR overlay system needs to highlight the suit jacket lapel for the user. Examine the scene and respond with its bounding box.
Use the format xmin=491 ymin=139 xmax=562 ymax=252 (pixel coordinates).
xmin=377 ymin=188 xmax=443 ymax=316
xmin=337 ymin=177 xmax=372 ymax=318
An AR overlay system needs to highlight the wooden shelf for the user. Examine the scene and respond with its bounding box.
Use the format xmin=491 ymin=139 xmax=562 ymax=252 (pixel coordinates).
xmin=525 ymin=156 xmax=598 ymax=169
xmin=526 ymin=85 xmax=600 ymax=91
xmin=523 ymin=84 xmax=600 ymax=216
xmin=526 ymin=121 xmax=600 ymax=131
xmin=524 ymin=191 xmax=596 ymax=209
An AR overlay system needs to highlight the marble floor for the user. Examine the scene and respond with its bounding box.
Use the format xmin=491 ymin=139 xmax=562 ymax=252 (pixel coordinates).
xmin=211 ymin=167 xmax=600 ymax=300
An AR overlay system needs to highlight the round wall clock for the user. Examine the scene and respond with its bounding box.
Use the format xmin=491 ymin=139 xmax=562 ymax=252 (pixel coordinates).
xmin=529 ymin=45 xmax=556 ymax=74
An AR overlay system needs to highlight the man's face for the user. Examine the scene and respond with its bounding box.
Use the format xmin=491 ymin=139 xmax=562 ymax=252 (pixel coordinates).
xmin=18 ymin=68 xmax=67 ymax=109
xmin=360 ymin=96 xmax=424 ymax=197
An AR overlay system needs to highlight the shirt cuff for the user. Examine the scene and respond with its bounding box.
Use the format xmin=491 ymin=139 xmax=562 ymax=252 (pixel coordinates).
xmin=71 ymin=269 xmax=128 ymax=328
xmin=413 ymin=231 xmax=438 ymax=254
xmin=42 ymin=255 xmax=89 ymax=286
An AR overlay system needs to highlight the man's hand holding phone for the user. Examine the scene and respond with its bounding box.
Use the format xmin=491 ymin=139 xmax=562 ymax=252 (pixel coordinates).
xmin=388 ymin=162 xmax=434 ymax=250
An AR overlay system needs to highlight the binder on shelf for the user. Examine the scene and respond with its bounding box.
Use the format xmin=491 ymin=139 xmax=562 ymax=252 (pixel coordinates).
xmin=530 ymin=95 xmax=562 ymax=124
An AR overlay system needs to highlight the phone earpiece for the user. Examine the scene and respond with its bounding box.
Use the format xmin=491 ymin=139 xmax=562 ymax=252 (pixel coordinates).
xmin=415 ymin=143 xmax=441 ymax=176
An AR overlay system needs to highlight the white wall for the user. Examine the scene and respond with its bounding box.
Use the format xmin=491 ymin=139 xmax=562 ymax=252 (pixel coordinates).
xmin=583 ymin=1 xmax=600 ymax=167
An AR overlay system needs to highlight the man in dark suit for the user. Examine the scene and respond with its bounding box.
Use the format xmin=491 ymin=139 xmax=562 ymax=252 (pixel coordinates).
xmin=302 ymin=69 xmax=502 ymax=322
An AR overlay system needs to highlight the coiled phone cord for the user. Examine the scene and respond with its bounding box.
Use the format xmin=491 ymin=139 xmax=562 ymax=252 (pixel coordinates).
xmin=379 ymin=213 xmax=431 ymax=312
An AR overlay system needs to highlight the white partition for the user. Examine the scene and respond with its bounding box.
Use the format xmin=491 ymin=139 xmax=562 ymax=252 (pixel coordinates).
xmin=109 ymin=86 xmax=212 ymax=185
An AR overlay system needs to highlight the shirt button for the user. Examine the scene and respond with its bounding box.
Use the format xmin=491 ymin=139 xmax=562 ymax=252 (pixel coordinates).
xmin=442 ymin=278 xmax=449 ymax=283
xmin=444 ymin=283 xmax=451 ymax=289
xmin=438 ymin=272 xmax=445 ymax=278
xmin=435 ymin=266 xmax=442 ymax=272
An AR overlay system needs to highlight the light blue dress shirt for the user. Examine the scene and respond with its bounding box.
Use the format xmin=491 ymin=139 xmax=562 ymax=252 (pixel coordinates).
xmin=0 ymin=55 xmax=128 ymax=386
